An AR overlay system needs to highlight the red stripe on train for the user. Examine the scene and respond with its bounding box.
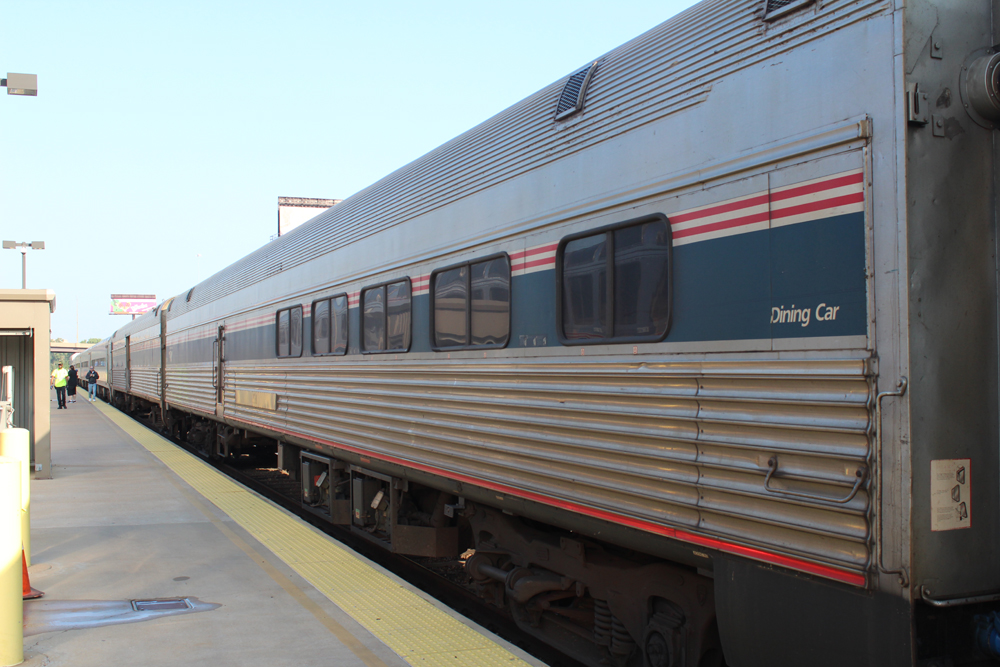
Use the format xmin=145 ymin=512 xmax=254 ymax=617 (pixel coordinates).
xmin=668 ymin=193 xmax=770 ymax=225
xmin=510 ymin=243 xmax=559 ymax=261
xmin=513 ymin=256 xmax=556 ymax=271
xmin=770 ymin=192 xmax=864 ymax=220
xmin=769 ymin=172 xmax=863 ymax=203
xmin=672 ymin=211 xmax=770 ymax=239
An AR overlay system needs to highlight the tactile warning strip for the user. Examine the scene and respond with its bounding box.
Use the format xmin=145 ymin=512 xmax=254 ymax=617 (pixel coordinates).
xmin=94 ymin=402 xmax=530 ymax=667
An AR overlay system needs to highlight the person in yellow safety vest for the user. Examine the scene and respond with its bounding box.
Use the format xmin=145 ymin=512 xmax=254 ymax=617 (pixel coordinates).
xmin=51 ymin=362 xmax=68 ymax=409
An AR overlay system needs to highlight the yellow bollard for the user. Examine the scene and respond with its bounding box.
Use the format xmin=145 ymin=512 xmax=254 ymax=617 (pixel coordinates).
xmin=0 ymin=456 xmax=23 ymax=666
xmin=0 ymin=430 xmax=30 ymax=567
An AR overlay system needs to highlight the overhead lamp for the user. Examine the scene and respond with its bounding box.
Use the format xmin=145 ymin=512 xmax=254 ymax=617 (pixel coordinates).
xmin=3 ymin=241 xmax=45 ymax=289
xmin=1 ymin=73 xmax=37 ymax=96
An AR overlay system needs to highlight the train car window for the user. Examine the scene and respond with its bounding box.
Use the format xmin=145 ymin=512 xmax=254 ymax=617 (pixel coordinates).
xmin=313 ymin=299 xmax=331 ymax=355
xmin=363 ymin=287 xmax=385 ymax=351
xmin=277 ymin=309 xmax=290 ymax=357
xmin=562 ymin=235 xmax=608 ymax=339
xmin=276 ymin=306 xmax=303 ymax=357
xmin=312 ymin=295 xmax=349 ymax=356
xmin=432 ymin=255 xmax=510 ymax=350
xmin=471 ymin=257 xmax=510 ymax=346
xmin=434 ymin=266 xmax=468 ymax=347
xmin=386 ymin=281 xmax=411 ymax=351
xmin=613 ymin=221 xmax=671 ymax=338
xmin=558 ymin=214 xmax=672 ymax=344
xmin=363 ymin=280 xmax=411 ymax=353
xmin=332 ymin=295 xmax=348 ymax=355
xmin=290 ymin=306 xmax=303 ymax=357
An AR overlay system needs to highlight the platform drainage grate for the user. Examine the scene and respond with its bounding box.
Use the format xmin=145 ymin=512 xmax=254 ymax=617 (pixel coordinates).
xmin=130 ymin=598 xmax=193 ymax=612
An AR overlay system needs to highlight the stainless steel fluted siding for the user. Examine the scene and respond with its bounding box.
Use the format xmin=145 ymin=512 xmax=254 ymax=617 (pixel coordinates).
xmin=127 ymin=332 xmax=161 ymax=403
xmin=222 ymin=356 xmax=873 ymax=573
xmin=111 ymin=370 xmax=127 ymax=391
xmin=165 ymin=364 xmax=216 ymax=416
xmin=167 ymin=0 xmax=887 ymax=318
xmin=129 ymin=367 xmax=160 ymax=403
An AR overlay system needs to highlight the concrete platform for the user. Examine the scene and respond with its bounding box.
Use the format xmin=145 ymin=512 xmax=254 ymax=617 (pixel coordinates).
xmin=22 ymin=394 xmax=544 ymax=667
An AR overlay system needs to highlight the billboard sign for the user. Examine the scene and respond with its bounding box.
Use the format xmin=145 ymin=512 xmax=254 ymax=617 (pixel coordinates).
xmin=110 ymin=294 xmax=156 ymax=316
xmin=278 ymin=196 xmax=340 ymax=237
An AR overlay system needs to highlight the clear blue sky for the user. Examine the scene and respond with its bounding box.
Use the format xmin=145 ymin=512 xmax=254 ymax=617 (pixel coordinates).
xmin=1 ymin=0 xmax=698 ymax=342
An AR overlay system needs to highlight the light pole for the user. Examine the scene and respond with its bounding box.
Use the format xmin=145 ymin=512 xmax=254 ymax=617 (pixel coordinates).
xmin=2 ymin=75 xmax=40 ymax=290
xmin=2 ymin=241 xmax=45 ymax=289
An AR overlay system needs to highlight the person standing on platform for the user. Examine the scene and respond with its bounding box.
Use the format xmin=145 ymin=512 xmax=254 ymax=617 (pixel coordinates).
xmin=51 ymin=362 xmax=68 ymax=409
xmin=67 ymin=365 xmax=79 ymax=403
xmin=85 ymin=367 xmax=99 ymax=401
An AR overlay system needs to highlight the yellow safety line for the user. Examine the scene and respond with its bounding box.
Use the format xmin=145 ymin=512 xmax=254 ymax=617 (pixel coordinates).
xmin=93 ymin=401 xmax=531 ymax=667
xmin=157 ymin=465 xmax=392 ymax=667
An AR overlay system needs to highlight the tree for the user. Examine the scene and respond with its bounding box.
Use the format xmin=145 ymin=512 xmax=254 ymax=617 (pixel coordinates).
xmin=50 ymin=337 xmax=103 ymax=372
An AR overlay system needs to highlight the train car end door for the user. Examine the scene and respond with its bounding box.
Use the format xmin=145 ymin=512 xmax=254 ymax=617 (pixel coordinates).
xmin=212 ymin=325 xmax=225 ymax=416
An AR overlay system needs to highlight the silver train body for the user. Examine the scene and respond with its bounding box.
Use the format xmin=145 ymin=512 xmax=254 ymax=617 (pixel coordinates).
xmin=82 ymin=2 xmax=1000 ymax=665
xmin=71 ymin=337 xmax=111 ymax=399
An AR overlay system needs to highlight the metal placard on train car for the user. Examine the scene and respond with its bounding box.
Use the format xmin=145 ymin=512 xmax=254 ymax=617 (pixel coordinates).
xmin=930 ymin=459 xmax=971 ymax=531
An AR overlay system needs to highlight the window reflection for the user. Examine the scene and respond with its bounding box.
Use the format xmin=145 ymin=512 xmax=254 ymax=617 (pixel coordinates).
xmin=277 ymin=310 xmax=290 ymax=357
xmin=386 ymin=281 xmax=411 ymax=351
xmin=363 ymin=287 xmax=385 ymax=352
xmin=332 ymin=295 xmax=348 ymax=355
xmin=560 ymin=218 xmax=670 ymax=342
xmin=434 ymin=267 xmax=468 ymax=347
xmin=562 ymin=234 xmax=607 ymax=339
xmin=614 ymin=220 xmax=670 ymax=338
xmin=313 ymin=299 xmax=330 ymax=355
xmin=433 ymin=256 xmax=510 ymax=349
xmin=471 ymin=258 xmax=509 ymax=346
xmin=290 ymin=306 xmax=303 ymax=357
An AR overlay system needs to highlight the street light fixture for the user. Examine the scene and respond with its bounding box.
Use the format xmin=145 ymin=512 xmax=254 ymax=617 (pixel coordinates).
xmin=2 ymin=241 xmax=45 ymax=289
xmin=1 ymin=73 xmax=37 ymax=96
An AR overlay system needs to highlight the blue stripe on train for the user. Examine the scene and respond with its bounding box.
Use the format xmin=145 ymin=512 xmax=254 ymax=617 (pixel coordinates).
xmin=669 ymin=212 xmax=866 ymax=341
xmin=173 ymin=211 xmax=866 ymax=360
xmin=511 ymin=211 xmax=867 ymax=345
xmin=768 ymin=211 xmax=867 ymax=339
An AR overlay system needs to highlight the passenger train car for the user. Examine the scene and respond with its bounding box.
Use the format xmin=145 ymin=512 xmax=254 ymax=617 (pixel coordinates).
xmin=72 ymin=336 xmax=110 ymax=400
xmin=79 ymin=1 xmax=1000 ymax=665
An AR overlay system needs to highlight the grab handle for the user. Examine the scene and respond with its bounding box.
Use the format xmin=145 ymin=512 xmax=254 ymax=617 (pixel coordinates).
xmin=763 ymin=455 xmax=866 ymax=505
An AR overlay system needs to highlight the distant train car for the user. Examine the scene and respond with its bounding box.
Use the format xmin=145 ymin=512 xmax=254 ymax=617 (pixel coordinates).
xmin=71 ymin=338 xmax=111 ymax=400
xmin=88 ymin=1 xmax=1000 ymax=665
xmin=108 ymin=303 xmax=169 ymax=411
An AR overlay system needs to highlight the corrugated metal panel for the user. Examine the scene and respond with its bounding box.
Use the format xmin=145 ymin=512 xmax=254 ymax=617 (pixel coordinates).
xmin=0 ymin=334 xmax=34 ymax=436
xmin=223 ymin=356 xmax=873 ymax=575
xmin=129 ymin=367 xmax=160 ymax=403
xmin=111 ymin=338 xmax=128 ymax=392
xmin=127 ymin=326 xmax=161 ymax=403
xmin=165 ymin=364 xmax=216 ymax=416
xmin=166 ymin=0 xmax=887 ymax=319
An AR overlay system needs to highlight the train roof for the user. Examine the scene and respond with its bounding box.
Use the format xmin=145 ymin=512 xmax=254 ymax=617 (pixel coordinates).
xmin=111 ymin=308 xmax=160 ymax=340
xmin=78 ymin=337 xmax=111 ymax=357
xmin=167 ymin=0 xmax=883 ymax=320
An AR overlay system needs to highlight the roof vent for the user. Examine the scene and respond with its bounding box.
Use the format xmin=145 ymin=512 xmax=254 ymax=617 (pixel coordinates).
xmin=763 ymin=0 xmax=815 ymax=21
xmin=185 ymin=288 xmax=194 ymax=303
xmin=555 ymin=61 xmax=599 ymax=121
